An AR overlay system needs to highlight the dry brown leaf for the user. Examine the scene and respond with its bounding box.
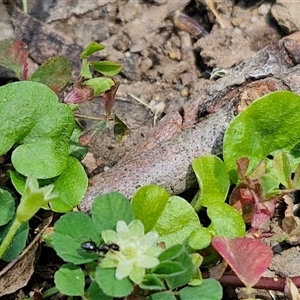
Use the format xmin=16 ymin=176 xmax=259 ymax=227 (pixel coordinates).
xmin=0 ymin=216 xmax=52 ymax=297
xmin=284 ymin=277 xmax=300 ymax=300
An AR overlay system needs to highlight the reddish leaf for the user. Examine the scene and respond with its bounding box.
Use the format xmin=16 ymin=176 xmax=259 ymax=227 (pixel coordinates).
xmin=64 ymin=83 xmax=94 ymax=104
xmin=0 ymin=40 xmax=29 ymax=79
xmin=250 ymin=191 xmax=275 ymax=231
xmin=212 ymin=236 xmax=273 ymax=288
xmin=30 ymin=56 xmax=72 ymax=93
xmin=236 ymin=157 xmax=249 ymax=181
xmin=230 ymin=184 xmax=255 ymax=223
xmin=102 ymin=77 xmax=119 ymax=117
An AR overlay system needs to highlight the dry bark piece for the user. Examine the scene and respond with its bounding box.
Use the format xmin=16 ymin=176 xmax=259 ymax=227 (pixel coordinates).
xmin=0 ymin=216 xmax=52 ymax=296
xmin=79 ymin=32 xmax=300 ymax=212
xmin=11 ymin=7 xmax=84 ymax=69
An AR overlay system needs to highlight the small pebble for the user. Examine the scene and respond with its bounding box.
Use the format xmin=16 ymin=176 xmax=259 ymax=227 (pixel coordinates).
xmin=140 ymin=58 xmax=153 ymax=73
xmin=251 ymin=16 xmax=258 ymax=23
xmin=180 ymin=87 xmax=189 ymax=97
xmin=258 ymin=4 xmax=269 ymax=16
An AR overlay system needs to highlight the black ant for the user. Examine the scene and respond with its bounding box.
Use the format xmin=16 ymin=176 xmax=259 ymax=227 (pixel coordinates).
xmin=81 ymin=241 xmax=120 ymax=254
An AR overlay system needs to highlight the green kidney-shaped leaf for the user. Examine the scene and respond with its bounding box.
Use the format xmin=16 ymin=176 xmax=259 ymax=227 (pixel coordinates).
xmin=132 ymin=185 xmax=169 ymax=233
xmin=207 ymin=203 xmax=245 ymax=238
xmin=192 ymin=155 xmax=230 ymax=211
xmin=54 ymin=263 xmax=85 ymax=296
xmin=91 ymin=61 xmax=122 ymax=76
xmin=92 ymin=192 xmax=134 ymax=233
xmin=188 ymin=227 xmax=212 ymax=250
xmin=224 ymin=91 xmax=300 ymax=183
xmin=154 ymin=196 xmax=201 ymax=248
xmin=95 ymin=266 xmax=133 ymax=298
xmin=30 ymin=56 xmax=72 ymax=93
xmin=179 ymin=278 xmax=222 ymax=300
xmin=50 ymin=156 xmax=88 ymax=212
xmin=9 ymin=170 xmax=26 ymax=195
xmin=0 ymin=81 xmax=75 ymax=179
xmin=0 ymin=189 xmax=15 ymax=226
xmin=52 ymin=211 xmax=100 ymax=264
xmin=87 ymin=281 xmax=113 ymax=300
xmin=147 ymin=291 xmax=177 ymax=300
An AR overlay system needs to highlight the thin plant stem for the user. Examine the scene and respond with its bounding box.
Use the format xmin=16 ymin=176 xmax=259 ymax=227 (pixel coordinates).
xmin=0 ymin=218 xmax=22 ymax=259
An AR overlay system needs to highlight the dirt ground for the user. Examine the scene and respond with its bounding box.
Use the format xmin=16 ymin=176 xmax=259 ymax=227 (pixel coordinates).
xmin=1 ymin=0 xmax=300 ymax=299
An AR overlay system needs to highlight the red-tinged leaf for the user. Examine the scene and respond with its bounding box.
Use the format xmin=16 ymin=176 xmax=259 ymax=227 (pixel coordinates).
xmin=236 ymin=157 xmax=249 ymax=181
xmin=250 ymin=191 xmax=275 ymax=231
xmin=103 ymin=78 xmax=119 ymax=117
xmin=30 ymin=56 xmax=72 ymax=93
xmin=229 ymin=184 xmax=255 ymax=223
xmin=0 ymin=40 xmax=29 ymax=79
xmin=64 ymin=83 xmax=94 ymax=104
xmin=212 ymin=237 xmax=273 ymax=288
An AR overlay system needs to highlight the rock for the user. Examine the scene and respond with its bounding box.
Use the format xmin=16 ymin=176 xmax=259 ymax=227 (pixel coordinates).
xmin=122 ymin=52 xmax=141 ymax=81
xmin=0 ymin=2 xmax=14 ymax=39
xmin=271 ymin=1 xmax=300 ymax=34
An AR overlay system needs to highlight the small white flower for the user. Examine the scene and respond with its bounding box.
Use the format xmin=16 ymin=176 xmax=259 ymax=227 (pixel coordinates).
xmin=101 ymin=220 xmax=162 ymax=284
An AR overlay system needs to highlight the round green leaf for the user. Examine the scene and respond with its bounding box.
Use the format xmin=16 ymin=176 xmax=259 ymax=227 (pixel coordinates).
xmin=50 ymin=156 xmax=88 ymax=212
xmin=8 ymin=170 xmax=26 ymax=195
xmin=92 ymin=192 xmax=134 ymax=233
xmin=54 ymin=263 xmax=85 ymax=296
xmin=147 ymin=291 xmax=177 ymax=300
xmin=132 ymin=185 xmax=169 ymax=232
xmin=207 ymin=203 xmax=245 ymax=238
xmin=0 ymin=81 xmax=74 ymax=178
xmin=95 ymin=266 xmax=133 ymax=298
xmin=188 ymin=227 xmax=212 ymax=250
xmin=154 ymin=196 xmax=200 ymax=248
xmin=52 ymin=211 xmax=100 ymax=264
xmin=179 ymin=278 xmax=222 ymax=300
xmin=0 ymin=188 xmax=15 ymax=226
xmin=224 ymin=91 xmax=300 ymax=183
xmin=88 ymin=281 xmax=113 ymax=300
xmin=192 ymin=155 xmax=230 ymax=211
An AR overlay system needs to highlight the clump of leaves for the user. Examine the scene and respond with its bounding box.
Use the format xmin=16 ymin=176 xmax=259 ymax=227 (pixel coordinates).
xmin=190 ymin=91 xmax=300 ymax=294
xmin=0 ymin=39 xmax=123 ymax=262
xmin=49 ymin=185 xmax=236 ymax=299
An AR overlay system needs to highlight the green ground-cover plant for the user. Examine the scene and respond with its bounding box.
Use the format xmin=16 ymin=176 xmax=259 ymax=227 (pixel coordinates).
xmin=49 ymin=91 xmax=300 ymax=299
xmin=0 ymin=40 xmax=122 ymax=261
xmin=49 ymin=187 xmax=224 ymax=300
xmin=1 ymin=36 xmax=300 ymax=299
